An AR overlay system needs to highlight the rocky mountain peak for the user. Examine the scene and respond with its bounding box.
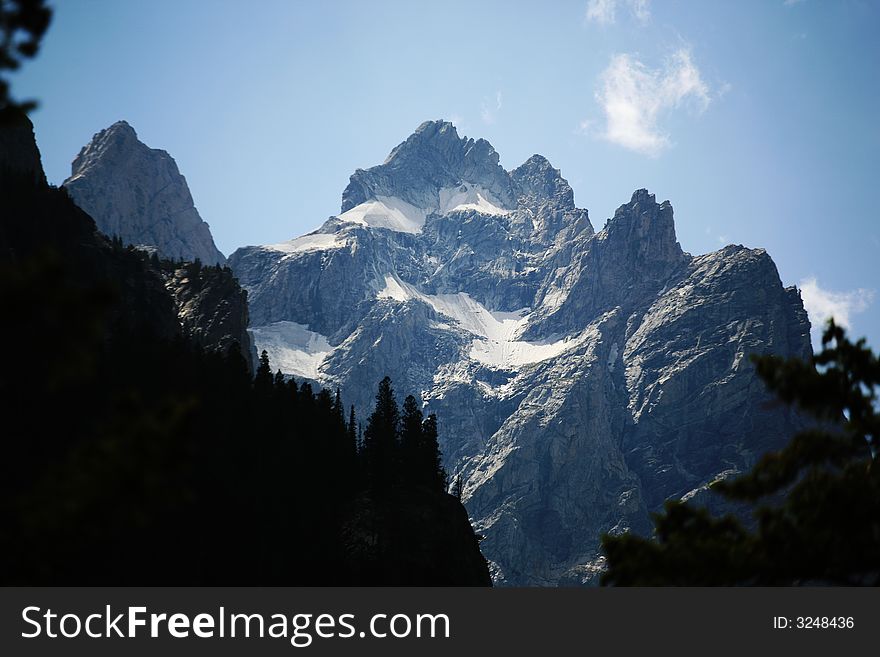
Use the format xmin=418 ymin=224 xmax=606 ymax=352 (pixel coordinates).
xmin=602 ymin=188 xmax=683 ymax=266
xmin=340 ymin=120 xmax=517 ymax=214
xmin=629 ymin=188 xmax=654 ymax=205
xmin=70 ymin=120 xmax=140 ymax=175
xmin=63 ymin=122 xmax=227 ymax=266
xmin=511 ymin=154 xmax=575 ymax=209
xmin=228 ymin=124 xmax=811 ymax=586
xmin=383 ymin=119 xmax=463 ymax=163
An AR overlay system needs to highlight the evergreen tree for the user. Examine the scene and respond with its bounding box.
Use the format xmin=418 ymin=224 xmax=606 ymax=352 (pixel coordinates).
xmin=363 ymin=377 xmax=400 ymax=491
xmin=421 ymin=413 xmax=446 ymax=492
xmin=0 ymin=0 xmax=52 ymax=114
xmin=224 ymin=341 xmax=250 ymax=381
xmin=332 ymin=388 xmax=345 ymax=428
xmin=602 ymin=320 xmax=880 ymax=586
xmin=254 ymin=349 xmax=273 ymax=396
xmin=347 ymin=404 xmax=359 ymax=478
xmin=399 ymin=394 xmax=424 ymax=484
xmin=273 ymin=369 xmax=285 ymax=389
xmin=452 ymin=475 xmax=464 ymax=501
xmin=348 ymin=405 xmax=357 ymax=447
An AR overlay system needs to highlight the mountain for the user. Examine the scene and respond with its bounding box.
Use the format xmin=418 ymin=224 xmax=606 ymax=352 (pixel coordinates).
xmin=229 ymin=120 xmax=812 ymax=585
xmin=63 ymin=121 xmax=227 ymax=265
xmin=2 ymin=113 xmax=251 ymax=376
xmin=1 ymin=111 xmax=489 ymax=585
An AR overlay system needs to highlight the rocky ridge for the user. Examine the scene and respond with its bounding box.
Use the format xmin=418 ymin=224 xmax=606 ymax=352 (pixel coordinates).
xmin=63 ymin=121 xmax=227 ymax=266
xmin=1 ymin=113 xmax=251 ymax=370
xmin=228 ymin=120 xmax=812 ymax=585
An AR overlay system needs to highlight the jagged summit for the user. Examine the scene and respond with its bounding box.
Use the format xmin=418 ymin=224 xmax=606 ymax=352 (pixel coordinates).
xmin=103 ymin=119 xmax=137 ymax=137
xmin=328 ymin=120 xmax=590 ymax=241
xmin=341 ymin=119 xmax=516 ymax=216
xmin=629 ymin=188 xmax=654 ymax=204
xmin=511 ymin=154 xmax=575 ymax=208
xmin=69 ymin=120 xmax=139 ymax=176
xmin=227 ymin=122 xmax=811 ymax=586
xmin=383 ymin=119 xmax=465 ymax=164
xmin=64 ymin=122 xmax=226 ymax=266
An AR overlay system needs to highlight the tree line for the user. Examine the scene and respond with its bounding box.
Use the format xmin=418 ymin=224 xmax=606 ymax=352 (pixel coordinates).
xmin=0 ymin=171 xmax=490 ymax=585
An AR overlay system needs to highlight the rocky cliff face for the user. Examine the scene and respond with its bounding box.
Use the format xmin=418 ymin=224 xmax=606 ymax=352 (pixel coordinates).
xmin=1 ymin=113 xmax=251 ymax=369
xmin=161 ymin=261 xmax=255 ymax=372
xmin=229 ymin=120 xmax=813 ymax=585
xmin=63 ymin=121 xmax=226 ymax=266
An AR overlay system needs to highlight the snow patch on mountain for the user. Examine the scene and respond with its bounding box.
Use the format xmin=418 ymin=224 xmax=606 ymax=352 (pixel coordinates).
xmin=249 ymin=321 xmax=334 ymax=379
xmin=377 ymin=273 xmax=582 ymax=367
xmin=469 ymin=332 xmax=589 ymax=368
xmin=334 ymin=184 xmax=509 ymax=236
xmin=607 ymin=341 xmax=619 ymax=371
xmin=265 ymin=232 xmax=345 ymax=254
xmin=439 ymin=183 xmax=510 ymax=216
xmin=378 ymin=274 xmax=525 ymax=340
xmin=337 ymin=196 xmax=427 ymax=233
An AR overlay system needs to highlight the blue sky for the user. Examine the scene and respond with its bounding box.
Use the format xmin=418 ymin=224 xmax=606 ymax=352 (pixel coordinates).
xmin=13 ymin=0 xmax=879 ymax=348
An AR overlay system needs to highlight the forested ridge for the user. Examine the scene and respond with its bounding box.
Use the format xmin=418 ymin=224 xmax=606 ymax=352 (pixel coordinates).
xmin=0 ymin=143 xmax=490 ymax=585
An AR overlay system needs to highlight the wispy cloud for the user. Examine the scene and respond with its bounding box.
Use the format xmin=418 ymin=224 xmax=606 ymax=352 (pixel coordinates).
xmin=800 ymin=277 xmax=874 ymax=344
xmin=481 ymin=91 xmax=503 ymax=125
xmin=783 ymin=0 xmax=806 ymax=7
xmin=630 ymin=0 xmax=651 ymax=22
xmin=585 ymin=0 xmax=651 ymax=25
xmin=575 ymin=118 xmax=594 ymax=135
xmin=592 ymin=49 xmax=710 ymax=156
xmin=704 ymin=226 xmax=731 ymax=246
xmin=447 ymin=114 xmax=465 ymax=130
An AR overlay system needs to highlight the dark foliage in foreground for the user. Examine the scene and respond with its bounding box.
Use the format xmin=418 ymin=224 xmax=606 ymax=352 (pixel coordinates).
xmin=602 ymin=321 xmax=880 ymax=585
xmin=0 ymin=0 xmax=52 ymax=113
xmin=0 ymin=172 xmax=490 ymax=585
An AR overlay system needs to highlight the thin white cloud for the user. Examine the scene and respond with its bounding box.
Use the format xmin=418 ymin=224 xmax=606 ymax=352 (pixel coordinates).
xmin=585 ymin=0 xmax=651 ymax=25
xmin=575 ymin=118 xmax=594 ymax=135
xmin=593 ymin=49 xmax=711 ymax=156
xmin=784 ymin=0 xmax=806 ymax=7
xmin=447 ymin=114 xmax=465 ymax=130
xmin=704 ymin=226 xmax=733 ymax=247
xmin=630 ymin=0 xmax=651 ymax=22
xmin=481 ymin=90 xmax=503 ymax=125
xmin=586 ymin=0 xmax=616 ymax=24
xmin=800 ymin=277 xmax=874 ymax=344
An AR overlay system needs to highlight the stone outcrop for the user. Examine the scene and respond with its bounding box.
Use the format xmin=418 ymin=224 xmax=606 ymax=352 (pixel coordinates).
xmin=63 ymin=121 xmax=226 ymax=265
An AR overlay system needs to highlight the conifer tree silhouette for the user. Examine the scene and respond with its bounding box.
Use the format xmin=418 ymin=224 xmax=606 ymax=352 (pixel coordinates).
xmin=363 ymin=377 xmax=400 ymax=493
xmin=602 ymin=320 xmax=880 ymax=586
